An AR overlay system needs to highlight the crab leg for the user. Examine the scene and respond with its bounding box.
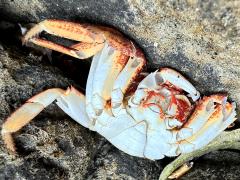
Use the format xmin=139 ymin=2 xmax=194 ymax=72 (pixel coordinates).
xmin=85 ymin=43 xmax=129 ymax=120
xmin=111 ymin=51 xmax=146 ymax=116
xmin=22 ymin=19 xmax=106 ymax=59
xmin=159 ymin=68 xmax=200 ymax=101
xmin=30 ymin=38 xmax=104 ymax=59
xmin=165 ymin=96 xmax=236 ymax=156
xmin=176 ymin=95 xmax=227 ymax=141
xmin=176 ymin=101 xmax=236 ymax=153
xmin=90 ymin=44 xmax=128 ymax=113
xmin=70 ymin=42 xmax=104 ymax=59
xmin=23 ymin=19 xmax=104 ymax=44
xmin=1 ymin=87 xmax=90 ymax=152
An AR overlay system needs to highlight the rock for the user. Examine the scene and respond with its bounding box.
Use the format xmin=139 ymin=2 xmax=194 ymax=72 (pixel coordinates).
xmin=87 ymin=142 xmax=162 ymax=179
xmin=182 ymin=151 xmax=240 ymax=180
xmin=0 ymin=42 xmax=97 ymax=179
xmin=1 ymin=0 xmax=240 ymax=179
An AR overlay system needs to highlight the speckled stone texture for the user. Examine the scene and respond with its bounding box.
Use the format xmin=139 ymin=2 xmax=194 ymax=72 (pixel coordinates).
xmin=0 ymin=0 xmax=240 ymax=179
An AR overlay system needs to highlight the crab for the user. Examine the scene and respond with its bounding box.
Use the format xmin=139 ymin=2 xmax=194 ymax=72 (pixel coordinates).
xmin=1 ymin=19 xmax=237 ymax=178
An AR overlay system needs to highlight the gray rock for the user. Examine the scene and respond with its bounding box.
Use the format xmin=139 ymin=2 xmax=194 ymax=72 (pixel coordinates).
xmin=1 ymin=0 xmax=240 ymax=179
xmin=0 ymin=43 xmax=97 ymax=179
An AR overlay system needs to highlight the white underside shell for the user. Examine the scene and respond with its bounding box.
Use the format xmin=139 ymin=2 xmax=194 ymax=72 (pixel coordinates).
xmin=18 ymin=43 xmax=236 ymax=160
xmin=3 ymin=22 xmax=238 ymax=162
xmin=82 ymin=44 xmax=237 ymax=159
xmin=55 ymin=87 xmax=91 ymax=129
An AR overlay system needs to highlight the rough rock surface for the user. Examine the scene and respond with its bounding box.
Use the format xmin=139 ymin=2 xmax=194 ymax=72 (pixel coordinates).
xmin=1 ymin=0 xmax=240 ymax=179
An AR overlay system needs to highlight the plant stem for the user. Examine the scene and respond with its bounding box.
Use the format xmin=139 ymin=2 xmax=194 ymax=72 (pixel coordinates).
xmin=159 ymin=129 xmax=240 ymax=180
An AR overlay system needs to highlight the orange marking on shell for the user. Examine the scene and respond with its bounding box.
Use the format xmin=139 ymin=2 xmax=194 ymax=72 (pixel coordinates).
xmin=87 ymin=25 xmax=146 ymax=58
xmin=143 ymin=91 xmax=166 ymax=104
xmin=47 ymin=19 xmax=89 ymax=35
xmin=183 ymin=95 xmax=227 ymax=128
xmin=166 ymin=87 xmax=191 ymax=123
xmin=124 ymin=59 xmax=146 ymax=94
xmin=160 ymin=81 xmax=183 ymax=94
xmin=84 ymin=25 xmax=133 ymax=55
xmin=71 ymin=42 xmax=97 ymax=49
xmin=168 ymin=92 xmax=178 ymax=109
xmin=207 ymin=104 xmax=223 ymax=122
xmin=225 ymin=102 xmax=233 ymax=110
xmin=142 ymin=91 xmax=166 ymax=118
xmin=108 ymin=38 xmax=133 ymax=57
xmin=175 ymin=98 xmax=192 ymax=123
xmin=125 ymin=73 xmax=147 ymax=96
xmin=105 ymin=100 xmax=112 ymax=109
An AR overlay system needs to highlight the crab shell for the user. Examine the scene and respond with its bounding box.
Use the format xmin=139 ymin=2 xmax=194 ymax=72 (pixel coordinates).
xmin=1 ymin=20 xmax=237 ymax=160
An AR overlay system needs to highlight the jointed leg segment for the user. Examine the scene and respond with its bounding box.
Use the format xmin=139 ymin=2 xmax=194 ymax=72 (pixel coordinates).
xmin=1 ymin=87 xmax=89 ymax=152
xmin=23 ymin=19 xmax=106 ymax=59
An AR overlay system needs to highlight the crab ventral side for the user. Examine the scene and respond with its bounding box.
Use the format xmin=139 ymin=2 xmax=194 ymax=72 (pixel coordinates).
xmin=1 ymin=20 xmax=237 ymax=161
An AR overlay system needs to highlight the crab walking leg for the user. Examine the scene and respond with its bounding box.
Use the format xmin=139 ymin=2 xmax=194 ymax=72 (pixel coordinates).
xmin=30 ymin=38 xmax=81 ymax=59
xmin=30 ymin=38 xmax=104 ymax=59
xmin=176 ymin=95 xmax=227 ymax=141
xmin=23 ymin=19 xmax=104 ymax=44
xmin=1 ymin=88 xmax=64 ymax=152
xmin=219 ymin=102 xmax=237 ymax=132
xmin=176 ymin=102 xmax=236 ymax=153
xmin=1 ymin=87 xmax=90 ymax=152
xmin=90 ymin=44 xmax=129 ymax=114
xmin=159 ymin=68 xmax=200 ymax=101
xmin=85 ymin=47 xmax=104 ymax=120
xmin=111 ymin=55 xmax=146 ymax=115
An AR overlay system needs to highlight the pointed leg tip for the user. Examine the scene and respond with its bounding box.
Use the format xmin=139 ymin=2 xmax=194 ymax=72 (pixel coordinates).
xmin=2 ymin=132 xmax=17 ymax=153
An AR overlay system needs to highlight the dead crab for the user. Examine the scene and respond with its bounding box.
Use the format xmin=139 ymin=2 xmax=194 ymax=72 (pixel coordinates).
xmin=1 ymin=19 xmax=237 ymax=179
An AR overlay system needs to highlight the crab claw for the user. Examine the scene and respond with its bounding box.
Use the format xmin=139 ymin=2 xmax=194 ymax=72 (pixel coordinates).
xmin=159 ymin=68 xmax=200 ymax=101
xmin=176 ymin=94 xmax=228 ymax=141
xmin=23 ymin=19 xmax=105 ymax=44
xmin=174 ymin=95 xmax=237 ymax=154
